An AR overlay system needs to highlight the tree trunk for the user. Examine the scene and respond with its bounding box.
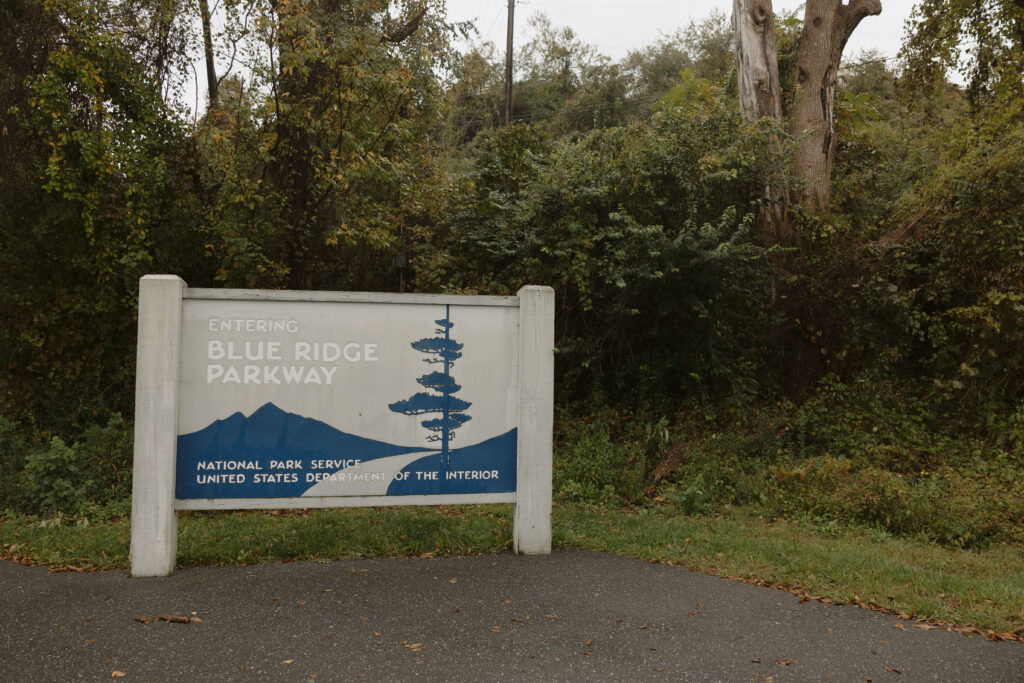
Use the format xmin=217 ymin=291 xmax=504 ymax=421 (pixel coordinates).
xmin=732 ymin=0 xmax=789 ymax=245
xmin=732 ymin=0 xmax=782 ymax=122
xmin=790 ymin=0 xmax=881 ymax=211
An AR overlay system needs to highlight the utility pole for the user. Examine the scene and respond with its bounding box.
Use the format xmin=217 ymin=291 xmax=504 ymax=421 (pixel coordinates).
xmin=505 ymin=0 xmax=515 ymax=125
xmin=199 ymin=0 xmax=219 ymax=107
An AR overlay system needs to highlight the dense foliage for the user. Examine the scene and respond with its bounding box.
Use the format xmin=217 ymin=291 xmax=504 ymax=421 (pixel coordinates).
xmin=1 ymin=2 xmax=1021 ymax=549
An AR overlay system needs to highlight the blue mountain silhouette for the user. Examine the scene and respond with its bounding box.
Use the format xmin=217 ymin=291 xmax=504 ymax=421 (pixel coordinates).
xmin=175 ymin=403 xmax=428 ymax=499
xmin=175 ymin=403 xmax=517 ymax=499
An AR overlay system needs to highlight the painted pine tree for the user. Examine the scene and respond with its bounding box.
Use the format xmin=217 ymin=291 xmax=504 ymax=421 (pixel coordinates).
xmin=389 ymin=305 xmax=472 ymax=468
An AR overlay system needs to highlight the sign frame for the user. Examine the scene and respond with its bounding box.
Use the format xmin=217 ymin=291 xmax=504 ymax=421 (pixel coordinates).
xmin=129 ymin=275 xmax=554 ymax=577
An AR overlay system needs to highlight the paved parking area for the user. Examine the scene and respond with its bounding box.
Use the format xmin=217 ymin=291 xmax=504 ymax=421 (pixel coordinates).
xmin=1 ymin=550 xmax=1019 ymax=681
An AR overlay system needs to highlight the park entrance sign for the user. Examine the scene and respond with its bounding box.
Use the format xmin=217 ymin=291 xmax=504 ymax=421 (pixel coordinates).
xmin=130 ymin=276 xmax=554 ymax=577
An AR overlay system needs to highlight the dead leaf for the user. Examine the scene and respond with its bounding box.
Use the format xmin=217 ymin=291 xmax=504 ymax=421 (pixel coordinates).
xmin=883 ymin=666 xmax=901 ymax=674
xmin=299 ymin=601 xmax=308 ymax=606
xmin=582 ymin=650 xmax=594 ymax=656
xmin=282 ymin=659 xmax=294 ymax=664
xmin=449 ymin=578 xmax=457 ymax=584
xmin=751 ymin=658 xmax=762 ymax=663
xmin=585 ymin=640 xmax=593 ymax=646
xmin=685 ymin=611 xmax=697 ymax=617
xmin=490 ymin=626 xmax=501 ymax=633
xmin=776 ymin=659 xmax=798 ymax=666
xmin=913 ymin=624 xmax=936 ymax=630
xmin=111 ymin=673 xmax=127 ymax=679
xmin=349 ymin=569 xmax=369 ymax=574
xmin=894 ymin=622 xmax=905 ymax=630
xmin=133 ymin=616 xmax=150 ymax=624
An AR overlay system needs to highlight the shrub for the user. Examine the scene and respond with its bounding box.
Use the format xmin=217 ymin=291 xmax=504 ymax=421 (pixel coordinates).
xmin=554 ymin=415 xmax=665 ymax=506
xmin=21 ymin=436 xmax=91 ymax=515
xmin=0 ymin=417 xmax=29 ymax=511
xmin=421 ymin=99 xmax=780 ymax=407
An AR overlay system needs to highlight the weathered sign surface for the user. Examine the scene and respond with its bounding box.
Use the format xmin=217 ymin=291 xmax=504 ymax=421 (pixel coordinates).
xmin=130 ymin=277 xmax=553 ymax=576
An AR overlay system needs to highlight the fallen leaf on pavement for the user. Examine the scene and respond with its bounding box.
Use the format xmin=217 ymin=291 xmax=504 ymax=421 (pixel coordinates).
xmin=111 ymin=672 xmax=127 ymax=679
xmin=776 ymin=659 xmax=798 ymax=666
xmin=883 ymin=666 xmax=901 ymax=674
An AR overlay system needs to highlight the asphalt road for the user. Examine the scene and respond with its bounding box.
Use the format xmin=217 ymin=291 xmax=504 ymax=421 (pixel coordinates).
xmin=1 ymin=550 xmax=1019 ymax=682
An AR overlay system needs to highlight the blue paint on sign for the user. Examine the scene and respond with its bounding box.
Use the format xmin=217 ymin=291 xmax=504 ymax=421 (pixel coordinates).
xmin=389 ymin=305 xmax=472 ymax=469
xmin=175 ymin=403 xmax=517 ymax=498
xmin=386 ymin=429 xmax=517 ymax=495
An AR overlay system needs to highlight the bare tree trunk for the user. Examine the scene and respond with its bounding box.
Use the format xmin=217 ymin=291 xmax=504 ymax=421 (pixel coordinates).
xmin=732 ymin=0 xmax=782 ymax=122
xmin=790 ymin=0 xmax=881 ymax=211
xmin=732 ymin=0 xmax=788 ymax=246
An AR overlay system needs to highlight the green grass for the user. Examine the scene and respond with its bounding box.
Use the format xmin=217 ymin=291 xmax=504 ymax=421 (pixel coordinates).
xmin=2 ymin=503 xmax=1022 ymax=636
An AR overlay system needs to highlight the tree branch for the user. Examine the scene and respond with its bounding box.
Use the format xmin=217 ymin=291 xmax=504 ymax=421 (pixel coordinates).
xmin=839 ymin=0 xmax=882 ymax=44
xmin=383 ymin=7 xmax=426 ymax=44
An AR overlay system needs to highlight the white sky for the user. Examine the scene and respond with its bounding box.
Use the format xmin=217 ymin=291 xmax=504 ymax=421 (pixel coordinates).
xmin=445 ymin=0 xmax=917 ymax=64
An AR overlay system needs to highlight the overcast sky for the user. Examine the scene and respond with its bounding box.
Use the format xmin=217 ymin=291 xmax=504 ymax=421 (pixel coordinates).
xmin=445 ymin=0 xmax=917 ymax=65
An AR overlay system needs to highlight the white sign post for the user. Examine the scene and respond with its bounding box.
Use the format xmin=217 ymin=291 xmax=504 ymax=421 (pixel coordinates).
xmin=130 ymin=276 xmax=553 ymax=577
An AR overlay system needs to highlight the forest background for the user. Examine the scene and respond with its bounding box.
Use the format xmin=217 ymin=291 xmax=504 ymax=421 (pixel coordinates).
xmin=1 ymin=0 xmax=1022 ymax=563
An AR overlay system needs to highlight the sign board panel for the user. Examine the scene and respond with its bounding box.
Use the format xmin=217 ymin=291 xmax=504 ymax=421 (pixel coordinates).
xmin=176 ymin=299 xmax=518 ymax=500
xmin=129 ymin=277 xmax=553 ymax=577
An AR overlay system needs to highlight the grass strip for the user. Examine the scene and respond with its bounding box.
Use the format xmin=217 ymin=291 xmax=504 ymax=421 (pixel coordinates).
xmin=2 ymin=504 xmax=1022 ymax=636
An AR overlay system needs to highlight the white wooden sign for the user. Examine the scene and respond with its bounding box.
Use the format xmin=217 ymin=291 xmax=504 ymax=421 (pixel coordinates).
xmin=130 ymin=276 xmax=553 ymax=577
